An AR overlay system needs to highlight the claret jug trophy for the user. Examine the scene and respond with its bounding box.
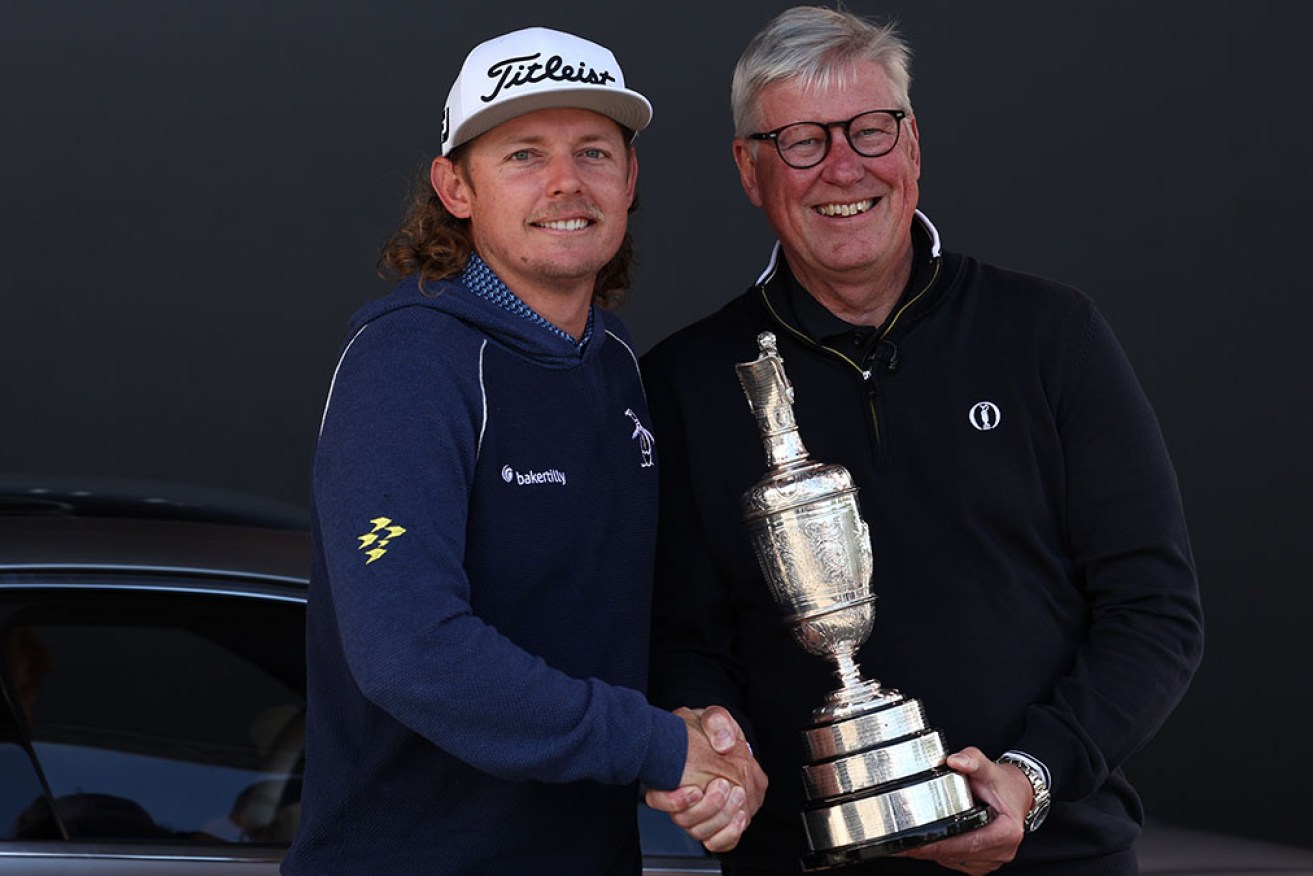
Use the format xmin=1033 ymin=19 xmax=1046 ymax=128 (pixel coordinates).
xmin=736 ymin=332 xmax=990 ymax=870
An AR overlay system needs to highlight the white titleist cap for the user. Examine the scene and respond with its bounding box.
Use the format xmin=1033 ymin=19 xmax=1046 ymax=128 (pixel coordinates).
xmin=441 ymin=26 xmax=652 ymax=156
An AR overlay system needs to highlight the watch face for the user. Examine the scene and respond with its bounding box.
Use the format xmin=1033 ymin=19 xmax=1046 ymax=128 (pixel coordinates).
xmin=1028 ymin=797 xmax=1051 ymax=831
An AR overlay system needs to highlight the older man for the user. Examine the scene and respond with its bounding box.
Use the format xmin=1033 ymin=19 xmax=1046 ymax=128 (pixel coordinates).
xmin=642 ymin=7 xmax=1202 ymax=875
xmin=283 ymin=26 xmax=762 ymax=876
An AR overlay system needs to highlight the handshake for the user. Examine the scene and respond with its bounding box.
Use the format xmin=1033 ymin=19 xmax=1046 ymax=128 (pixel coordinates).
xmin=647 ymin=706 xmax=769 ymax=853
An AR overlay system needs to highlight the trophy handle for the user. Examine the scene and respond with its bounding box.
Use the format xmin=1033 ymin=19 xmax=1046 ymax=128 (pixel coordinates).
xmin=857 ymin=519 xmax=873 ymax=590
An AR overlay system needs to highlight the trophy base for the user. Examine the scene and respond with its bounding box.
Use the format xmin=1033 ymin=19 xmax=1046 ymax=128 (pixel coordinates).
xmin=802 ymin=804 xmax=993 ymax=872
xmin=813 ymin=679 xmax=902 ymax=724
xmin=801 ymin=767 xmax=985 ymax=858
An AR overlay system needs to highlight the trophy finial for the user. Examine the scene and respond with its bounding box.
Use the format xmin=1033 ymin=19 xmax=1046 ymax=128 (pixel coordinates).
xmin=737 ymin=333 xmax=806 ymax=468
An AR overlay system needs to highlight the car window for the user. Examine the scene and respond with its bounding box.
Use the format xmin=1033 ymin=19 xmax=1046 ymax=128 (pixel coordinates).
xmin=638 ymin=801 xmax=712 ymax=858
xmin=0 ymin=668 xmax=56 ymax=840
xmin=0 ymin=588 xmax=304 ymax=845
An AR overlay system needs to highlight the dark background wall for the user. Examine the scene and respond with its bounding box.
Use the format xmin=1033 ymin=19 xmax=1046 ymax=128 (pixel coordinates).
xmin=4 ymin=0 xmax=1310 ymax=848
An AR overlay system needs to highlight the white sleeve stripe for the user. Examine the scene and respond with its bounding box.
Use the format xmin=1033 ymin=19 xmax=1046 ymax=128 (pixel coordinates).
xmin=476 ymin=339 xmax=489 ymax=459
xmin=318 ymin=324 xmax=370 ymax=438
xmin=606 ymin=329 xmax=646 ymax=404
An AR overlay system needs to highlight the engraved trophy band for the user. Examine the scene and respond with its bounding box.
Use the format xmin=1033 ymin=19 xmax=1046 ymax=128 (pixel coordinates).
xmin=736 ymin=331 xmax=990 ymax=869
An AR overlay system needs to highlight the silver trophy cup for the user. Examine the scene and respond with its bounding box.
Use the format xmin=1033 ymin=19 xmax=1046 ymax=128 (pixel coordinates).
xmin=736 ymin=332 xmax=990 ymax=870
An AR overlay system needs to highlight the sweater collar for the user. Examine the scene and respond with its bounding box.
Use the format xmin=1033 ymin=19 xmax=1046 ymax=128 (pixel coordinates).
xmin=756 ymin=210 xmax=945 ymax=347
xmin=753 ymin=209 xmax=941 ymax=288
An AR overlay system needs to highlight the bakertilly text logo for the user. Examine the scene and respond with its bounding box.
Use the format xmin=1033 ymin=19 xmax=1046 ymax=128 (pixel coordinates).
xmin=502 ymin=465 xmax=567 ymax=486
xmin=500 ymin=410 xmax=653 ymax=487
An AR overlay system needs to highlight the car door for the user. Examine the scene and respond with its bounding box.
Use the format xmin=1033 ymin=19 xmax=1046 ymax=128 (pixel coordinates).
xmin=0 ymin=581 xmax=305 ymax=874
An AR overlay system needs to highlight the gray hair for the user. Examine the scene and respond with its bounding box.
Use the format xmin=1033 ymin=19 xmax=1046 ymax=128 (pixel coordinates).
xmin=731 ymin=6 xmax=913 ymax=137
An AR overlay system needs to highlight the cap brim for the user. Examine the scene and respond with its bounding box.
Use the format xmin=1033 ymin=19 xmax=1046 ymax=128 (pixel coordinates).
xmin=443 ymin=87 xmax=652 ymax=156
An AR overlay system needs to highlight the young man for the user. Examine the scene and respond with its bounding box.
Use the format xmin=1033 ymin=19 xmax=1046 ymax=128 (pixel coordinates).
xmin=284 ymin=27 xmax=762 ymax=875
xmin=643 ymin=8 xmax=1202 ymax=874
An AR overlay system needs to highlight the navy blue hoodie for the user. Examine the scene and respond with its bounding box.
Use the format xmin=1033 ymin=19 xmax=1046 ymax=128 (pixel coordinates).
xmin=284 ymin=273 xmax=687 ymax=875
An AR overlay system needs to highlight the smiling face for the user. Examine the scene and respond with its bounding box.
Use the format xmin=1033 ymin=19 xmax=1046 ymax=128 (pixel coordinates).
xmin=734 ymin=61 xmax=921 ymax=314
xmin=432 ymin=107 xmax=637 ymax=325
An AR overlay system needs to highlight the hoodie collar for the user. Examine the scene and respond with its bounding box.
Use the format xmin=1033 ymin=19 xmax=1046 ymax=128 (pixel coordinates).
xmin=460 ymin=253 xmax=594 ymax=349
xmin=349 ymin=267 xmax=604 ymax=370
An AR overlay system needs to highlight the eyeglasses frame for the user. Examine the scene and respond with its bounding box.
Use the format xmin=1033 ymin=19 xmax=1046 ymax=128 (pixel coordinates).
xmin=748 ymin=109 xmax=908 ymax=169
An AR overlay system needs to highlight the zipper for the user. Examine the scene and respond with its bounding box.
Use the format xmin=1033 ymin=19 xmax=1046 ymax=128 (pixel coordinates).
xmin=757 ymin=257 xmax=942 ymax=460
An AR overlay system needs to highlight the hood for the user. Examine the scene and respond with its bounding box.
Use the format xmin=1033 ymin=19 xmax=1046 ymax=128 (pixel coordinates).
xmin=348 ymin=274 xmax=608 ymax=370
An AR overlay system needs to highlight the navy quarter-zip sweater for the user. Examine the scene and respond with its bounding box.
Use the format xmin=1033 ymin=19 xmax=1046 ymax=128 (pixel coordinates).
xmin=641 ymin=214 xmax=1203 ymax=874
xmin=284 ymin=271 xmax=687 ymax=875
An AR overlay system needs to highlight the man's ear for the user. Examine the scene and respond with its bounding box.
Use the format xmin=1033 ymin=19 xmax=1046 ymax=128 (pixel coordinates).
xmin=732 ymin=139 xmax=763 ymax=208
xmin=431 ymin=156 xmax=472 ymax=219
xmin=905 ymin=114 xmax=921 ymax=179
xmin=626 ymin=147 xmax=639 ymax=208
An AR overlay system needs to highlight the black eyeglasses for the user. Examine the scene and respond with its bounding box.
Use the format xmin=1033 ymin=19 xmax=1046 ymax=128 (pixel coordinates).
xmin=749 ymin=109 xmax=907 ymax=169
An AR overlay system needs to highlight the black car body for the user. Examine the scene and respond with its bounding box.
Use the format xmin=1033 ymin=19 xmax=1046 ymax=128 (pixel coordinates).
xmin=1 ymin=482 xmax=1310 ymax=874
xmin=1 ymin=485 xmax=311 ymax=873
xmin=0 ymin=481 xmax=718 ymax=875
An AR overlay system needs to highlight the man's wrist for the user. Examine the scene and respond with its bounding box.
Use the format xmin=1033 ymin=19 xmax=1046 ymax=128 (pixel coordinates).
xmin=997 ymin=751 xmax=1051 ymax=833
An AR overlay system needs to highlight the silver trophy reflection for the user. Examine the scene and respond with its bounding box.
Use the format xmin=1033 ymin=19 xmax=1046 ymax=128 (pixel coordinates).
xmin=736 ymin=332 xmax=990 ymax=870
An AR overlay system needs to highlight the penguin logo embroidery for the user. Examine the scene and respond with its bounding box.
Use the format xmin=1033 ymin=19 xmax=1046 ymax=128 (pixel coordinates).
xmin=969 ymin=401 xmax=1002 ymax=431
xmin=625 ymin=409 xmax=655 ymax=468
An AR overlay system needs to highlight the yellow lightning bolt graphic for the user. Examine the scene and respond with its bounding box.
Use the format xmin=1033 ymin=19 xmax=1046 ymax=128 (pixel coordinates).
xmin=358 ymin=517 xmax=407 ymax=565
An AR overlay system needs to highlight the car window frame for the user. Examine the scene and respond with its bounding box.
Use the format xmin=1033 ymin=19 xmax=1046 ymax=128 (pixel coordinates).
xmin=0 ymin=573 xmax=307 ymax=856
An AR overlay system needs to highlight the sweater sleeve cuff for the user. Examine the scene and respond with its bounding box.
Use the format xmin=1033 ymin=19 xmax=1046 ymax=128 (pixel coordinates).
xmin=1012 ymin=715 xmax=1087 ymax=800
xmin=1001 ymin=749 xmax=1052 ymax=789
xmin=639 ymin=708 xmax=688 ymax=791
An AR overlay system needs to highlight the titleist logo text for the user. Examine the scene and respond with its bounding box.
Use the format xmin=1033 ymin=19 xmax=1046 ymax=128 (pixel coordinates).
xmin=481 ymin=53 xmax=616 ymax=103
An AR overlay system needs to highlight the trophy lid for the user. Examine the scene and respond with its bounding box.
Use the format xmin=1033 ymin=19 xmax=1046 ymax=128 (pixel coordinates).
xmin=737 ymin=332 xmax=810 ymax=472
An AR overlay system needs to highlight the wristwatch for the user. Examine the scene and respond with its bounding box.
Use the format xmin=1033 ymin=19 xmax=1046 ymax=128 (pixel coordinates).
xmin=997 ymin=753 xmax=1051 ymax=832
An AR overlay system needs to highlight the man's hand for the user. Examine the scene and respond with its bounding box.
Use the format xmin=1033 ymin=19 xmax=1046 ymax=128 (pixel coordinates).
xmin=644 ymin=706 xmax=767 ymax=852
xmin=897 ymin=747 xmax=1033 ymax=875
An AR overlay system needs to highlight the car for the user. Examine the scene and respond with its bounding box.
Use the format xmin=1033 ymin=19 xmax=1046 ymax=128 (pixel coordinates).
xmin=2 ymin=480 xmax=1311 ymax=874
xmin=0 ymin=478 xmax=716 ymax=875
xmin=0 ymin=479 xmax=313 ymax=874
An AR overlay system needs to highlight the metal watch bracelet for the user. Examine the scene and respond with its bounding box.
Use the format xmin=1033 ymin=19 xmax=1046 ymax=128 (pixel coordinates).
xmin=997 ymin=753 xmax=1051 ymax=832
